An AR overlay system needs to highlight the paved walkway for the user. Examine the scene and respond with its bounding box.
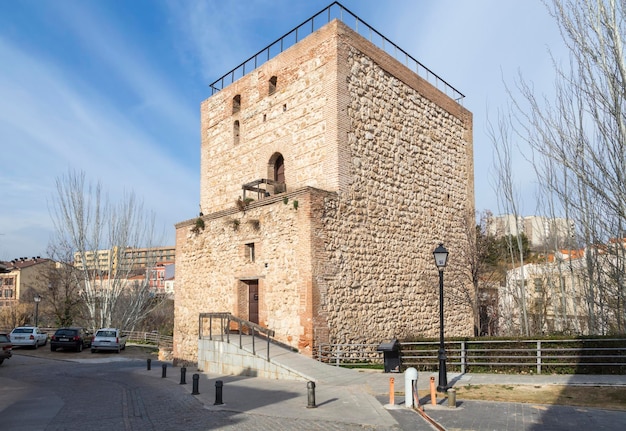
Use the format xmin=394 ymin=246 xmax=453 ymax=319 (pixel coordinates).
xmin=136 ymin=359 xmax=626 ymax=430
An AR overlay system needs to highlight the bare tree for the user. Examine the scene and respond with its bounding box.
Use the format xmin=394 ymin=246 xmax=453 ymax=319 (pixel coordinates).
xmin=488 ymin=111 xmax=530 ymax=335
xmin=457 ymin=210 xmax=501 ymax=335
xmin=532 ymin=157 xmax=578 ymax=333
xmin=44 ymin=240 xmax=86 ymax=327
xmin=49 ymin=170 xmax=165 ymax=331
xmin=0 ymin=302 xmax=31 ymax=330
xmin=510 ymin=0 xmax=626 ymax=334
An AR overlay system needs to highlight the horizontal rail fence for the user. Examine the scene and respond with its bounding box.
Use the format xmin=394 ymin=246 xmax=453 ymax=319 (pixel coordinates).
xmin=317 ymin=343 xmax=382 ymax=367
xmin=209 ymin=1 xmax=464 ymax=102
xmin=401 ymin=339 xmax=626 ymax=374
xmin=199 ymin=312 xmax=276 ymax=361
xmin=122 ymin=331 xmax=173 ymax=349
xmin=30 ymin=327 xmax=173 ymax=349
xmin=318 ymin=338 xmax=626 ymax=374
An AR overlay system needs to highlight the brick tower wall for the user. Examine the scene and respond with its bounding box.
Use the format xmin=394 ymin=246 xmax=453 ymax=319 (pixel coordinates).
xmin=199 ymin=22 xmax=343 ymax=214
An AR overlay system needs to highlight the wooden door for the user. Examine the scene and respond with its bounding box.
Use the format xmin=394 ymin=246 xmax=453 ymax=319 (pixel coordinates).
xmin=248 ymin=280 xmax=259 ymax=324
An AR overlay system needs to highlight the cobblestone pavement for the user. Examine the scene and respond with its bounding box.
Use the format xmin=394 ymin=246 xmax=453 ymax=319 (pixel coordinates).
xmin=3 ymin=350 xmax=626 ymax=430
xmin=1 ymin=353 xmax=416 ymax=430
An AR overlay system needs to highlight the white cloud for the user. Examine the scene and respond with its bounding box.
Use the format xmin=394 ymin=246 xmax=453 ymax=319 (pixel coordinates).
xmin=0 ymin=21 xmax=198 ymax=259
xmin=0 ymin=0 xmax=573 ymax=260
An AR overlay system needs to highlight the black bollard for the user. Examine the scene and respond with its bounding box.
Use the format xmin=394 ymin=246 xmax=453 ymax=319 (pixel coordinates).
xmin=192 ymin=374 xmax=200 ymax=395
xmin=147 ymin=358 xmax=151 ymax=370
xmin=161 ymin=363 xmax=167 ymax=378
xmin=307 ymin=381 xmax=316 ymax=408
xmin=180 ymin=367 xmax=187 ymax=385
xmin=214 ymin=380 xmax=224 ymax=405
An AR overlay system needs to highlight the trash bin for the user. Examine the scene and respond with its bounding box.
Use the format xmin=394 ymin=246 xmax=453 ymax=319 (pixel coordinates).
xmin=377 ymin=339 xmax=401 ymax=373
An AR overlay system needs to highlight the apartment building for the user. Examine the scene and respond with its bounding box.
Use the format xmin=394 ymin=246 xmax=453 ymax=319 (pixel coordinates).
xmin=501 ymin=240 xmax=625 ymax=335
xmin=74 ymin=246 xmax=175 ymax=272
xmin=487 ymin=214 xmax=574 ymax=250
xmin=0 ymin=257 xmax=55 ymax=308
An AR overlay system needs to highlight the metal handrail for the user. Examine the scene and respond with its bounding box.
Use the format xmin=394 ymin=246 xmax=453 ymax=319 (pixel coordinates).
xmin=209 ymin=1 xmax=464 ymax=102
xmin=199 ymin=312 xmax=275 ymax=361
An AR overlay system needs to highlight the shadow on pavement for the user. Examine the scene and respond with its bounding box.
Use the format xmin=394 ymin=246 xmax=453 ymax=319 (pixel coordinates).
xmin=528 ymin=338 xmax=626 ymax=430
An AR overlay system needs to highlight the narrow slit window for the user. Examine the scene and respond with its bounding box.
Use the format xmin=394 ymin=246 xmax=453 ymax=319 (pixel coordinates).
xmin=272 ymin=153 xmax=286 ymax=194
xmin=232 ymin=95 xmax=241 ymax=114
xmin=233 ymin=120 xmax=240 ymax=145
xmin=269 ymin=76 xmax=277 ymax=95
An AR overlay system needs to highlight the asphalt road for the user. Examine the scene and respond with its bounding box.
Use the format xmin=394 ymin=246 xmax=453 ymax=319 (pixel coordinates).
xmin=0 ymin=348 xmax=411 ymax=431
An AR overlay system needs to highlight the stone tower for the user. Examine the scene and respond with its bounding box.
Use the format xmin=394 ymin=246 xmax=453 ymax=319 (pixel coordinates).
xmin=174 ymin=9 xmax=474 ymax=365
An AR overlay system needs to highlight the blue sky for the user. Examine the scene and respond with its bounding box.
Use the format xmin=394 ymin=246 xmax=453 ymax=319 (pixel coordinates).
xmin=0 ymin=0 xmax=565 ymax=259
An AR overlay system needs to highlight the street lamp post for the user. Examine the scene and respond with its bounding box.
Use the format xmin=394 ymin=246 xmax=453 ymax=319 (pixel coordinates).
xmin=433 ymin=243 xmax=449 ymax=393
xmin=34 ymin=294 xmax=41 ymax=327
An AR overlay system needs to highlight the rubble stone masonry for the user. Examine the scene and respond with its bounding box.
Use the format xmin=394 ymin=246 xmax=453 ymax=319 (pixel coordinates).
xmin=174 ymin=20 xmax=474 ymax=365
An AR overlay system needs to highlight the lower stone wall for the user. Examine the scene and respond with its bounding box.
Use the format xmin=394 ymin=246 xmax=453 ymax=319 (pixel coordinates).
xmin=174 ymin=189 xmax=328 ymax=365
xmin=174 ymin=180 xmax=474 ymax=367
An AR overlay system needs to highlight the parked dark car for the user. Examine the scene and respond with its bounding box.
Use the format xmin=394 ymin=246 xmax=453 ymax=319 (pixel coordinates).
xmin=0 ymin=332 xmax=12 ymax=365
xmin=50 ymin=327 xmax=92 ymax=352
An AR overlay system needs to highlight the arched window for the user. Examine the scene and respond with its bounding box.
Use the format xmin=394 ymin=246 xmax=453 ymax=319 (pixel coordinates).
xmin=269 ymin=153 xmax=285 ymax=194
xmin=274 ymin=154 xmax=284 ymax=184
xmin=232 ymin=95 xmax=241 ymax=114
xmin=233 ymin=120 xmax=240 ymax=145
xmin=268 ymin=76 xmax=277 ymax=95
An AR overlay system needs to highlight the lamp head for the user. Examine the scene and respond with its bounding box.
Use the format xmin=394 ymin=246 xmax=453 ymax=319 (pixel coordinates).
xmin=433 ymin=243 xmax=449 ymax=270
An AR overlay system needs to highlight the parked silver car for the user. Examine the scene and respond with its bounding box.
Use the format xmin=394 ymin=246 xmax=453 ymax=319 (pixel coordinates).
xmin=91 ymin=328 xmax=127 ymax=353
xmin=9 ymin=326 xmax=47 ymax=349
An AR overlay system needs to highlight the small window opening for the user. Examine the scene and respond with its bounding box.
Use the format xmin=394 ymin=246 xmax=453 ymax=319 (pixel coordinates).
xmin=263 ymin=113 xmax=267 ymax=122
xmin=233 ymin=120 xmax=240 ymax=145
xmin=232 ymin=95 xmax=241 ymax=114
xmin=269 ymin=76 xmax=277 ymax=95
xmin=245 ymin=243 xmax=255 ymax=262
xmin=274 ymin=154 xmax=285 ymax=194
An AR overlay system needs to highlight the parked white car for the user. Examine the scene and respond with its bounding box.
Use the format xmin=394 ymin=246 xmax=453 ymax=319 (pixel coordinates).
xmin=9 ymin=326 xmax=48 ymax=349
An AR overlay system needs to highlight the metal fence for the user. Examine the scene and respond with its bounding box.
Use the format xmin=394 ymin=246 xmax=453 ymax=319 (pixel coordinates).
xmin=27 ymin=327 xmax=174 ymax=349
xmin=121 ymin=330 xmax=173 ymax=349
xmin=317 ymin=338 xmax=626 ymax=374
xmin=317 ymin=343 xmax=383 ymax=367
xmin=209 ymin=1 xmax=464 ymax=103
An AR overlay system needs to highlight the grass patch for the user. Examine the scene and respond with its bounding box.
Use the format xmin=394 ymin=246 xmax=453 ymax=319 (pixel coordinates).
xmin=438 ymin=385 xmax=626 ymax=411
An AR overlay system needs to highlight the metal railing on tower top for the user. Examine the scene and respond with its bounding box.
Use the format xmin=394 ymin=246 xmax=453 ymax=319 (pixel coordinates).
xmin=209 ymin=1 xmax=465 ymax=103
